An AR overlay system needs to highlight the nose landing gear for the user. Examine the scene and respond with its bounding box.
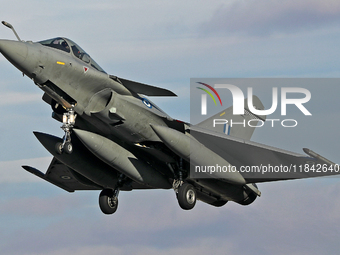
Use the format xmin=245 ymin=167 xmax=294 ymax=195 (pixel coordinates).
xmin=55 ymin=107 xmax=76 ymax=154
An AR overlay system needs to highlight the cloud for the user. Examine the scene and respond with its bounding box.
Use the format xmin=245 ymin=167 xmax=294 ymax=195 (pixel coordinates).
xmin=0 ymin=1 xmax=340 ymax=255
xmin=0 ymin=193 xmax=81 ymax=217
xmin=2 ymin=179 xmax=340 ymax=255
xmin=30 ymin=239 xmax=237 ymax=255
xmin=200 ymin=0 xmax=340 ymax=36
xmin=0 ymin=157 xmax=51 ymax=183
xmin=0 ymin=92 xmax=41 ymax=106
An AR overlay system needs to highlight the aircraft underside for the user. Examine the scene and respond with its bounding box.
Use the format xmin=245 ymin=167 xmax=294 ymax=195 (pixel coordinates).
xmin=1 ymin=21 xmax=336 ymax=215
xmin=23 ymin=102 xmax=258 ymax=214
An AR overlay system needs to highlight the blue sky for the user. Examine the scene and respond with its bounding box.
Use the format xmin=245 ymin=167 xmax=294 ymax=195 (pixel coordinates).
xmin=1 ymin=0 xmax=340 ymax=254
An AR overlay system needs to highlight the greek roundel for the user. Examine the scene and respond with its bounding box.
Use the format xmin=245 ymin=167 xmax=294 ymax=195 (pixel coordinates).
xmin=142 ymin=98 xmax=152 ymax=108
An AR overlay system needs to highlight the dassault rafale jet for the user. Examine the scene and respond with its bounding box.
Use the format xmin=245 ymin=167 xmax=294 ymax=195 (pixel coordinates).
xmin=0 ymin=21 xmax=338 ymax=215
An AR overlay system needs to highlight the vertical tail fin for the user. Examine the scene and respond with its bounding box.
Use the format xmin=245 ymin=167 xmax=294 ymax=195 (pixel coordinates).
xmin=195 ymin=96 xmax=266 ymax=140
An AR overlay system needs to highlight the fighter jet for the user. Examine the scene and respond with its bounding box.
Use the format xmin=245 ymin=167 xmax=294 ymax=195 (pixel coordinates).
xmin=0 ymin=21 xmax=338 ymax=214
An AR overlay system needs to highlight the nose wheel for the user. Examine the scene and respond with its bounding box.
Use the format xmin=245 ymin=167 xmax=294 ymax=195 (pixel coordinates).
xmin=55 ymin=107 xmax=76 ymax=154
xmin=55 ymin=141 xmax=73 ymax=154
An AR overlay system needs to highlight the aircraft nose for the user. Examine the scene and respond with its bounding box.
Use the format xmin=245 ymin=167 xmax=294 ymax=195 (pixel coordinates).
xmin=0 ymin=39 xmax=28 ymax=64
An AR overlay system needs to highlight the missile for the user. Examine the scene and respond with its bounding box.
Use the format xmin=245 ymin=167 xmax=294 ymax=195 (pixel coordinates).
xmin=303 ymin=148 xmax=335 ymax=165
xmin=150 ymin=125 xmax=246 ymax=185
xmin=73 ymin=129 xmax=171 ymax=189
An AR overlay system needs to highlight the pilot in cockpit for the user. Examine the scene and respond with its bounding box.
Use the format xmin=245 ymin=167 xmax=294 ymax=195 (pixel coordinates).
xmin=71 ymin=45 xmax=81 ymax=58
xmin=61 ymin=41 xmax=69 ymax=51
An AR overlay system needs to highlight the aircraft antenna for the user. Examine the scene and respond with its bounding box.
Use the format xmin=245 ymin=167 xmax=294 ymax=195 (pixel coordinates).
xmin=1 ymin=21 xmax=22 ymax=41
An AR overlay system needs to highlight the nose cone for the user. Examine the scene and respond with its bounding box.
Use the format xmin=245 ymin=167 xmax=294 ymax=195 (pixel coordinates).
xmin=0 ymin=39 xmax=28 ymax=68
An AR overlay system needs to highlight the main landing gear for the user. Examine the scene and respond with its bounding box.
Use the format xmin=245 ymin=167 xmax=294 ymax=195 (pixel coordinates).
xmin=98 ymin=174 xmax=125 ymax=215
xmin=99 ymin=188 xmax=119 ymax=214
xmin=173 ymin=180 xmax=197 ymax=210
xmin=98 ymin=181 xmax=198 ymax=214
xmin=55 ymin=107 xmax=76 ymax=155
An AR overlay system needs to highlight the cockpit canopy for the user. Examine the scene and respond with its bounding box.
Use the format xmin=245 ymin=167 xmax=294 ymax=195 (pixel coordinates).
xmin=37 ymin=37 xmax=106 ymax=73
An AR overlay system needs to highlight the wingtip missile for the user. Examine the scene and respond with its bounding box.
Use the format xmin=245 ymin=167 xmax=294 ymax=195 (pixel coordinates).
xmin=303 ymin=148 xmax=335 ymax=165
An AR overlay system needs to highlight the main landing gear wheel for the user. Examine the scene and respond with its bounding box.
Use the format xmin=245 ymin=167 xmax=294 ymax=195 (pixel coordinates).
xmin=99 ymin=189 xmax=119 ymax=215
xmin=177 ymin=183 xmax=196 ymax=210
